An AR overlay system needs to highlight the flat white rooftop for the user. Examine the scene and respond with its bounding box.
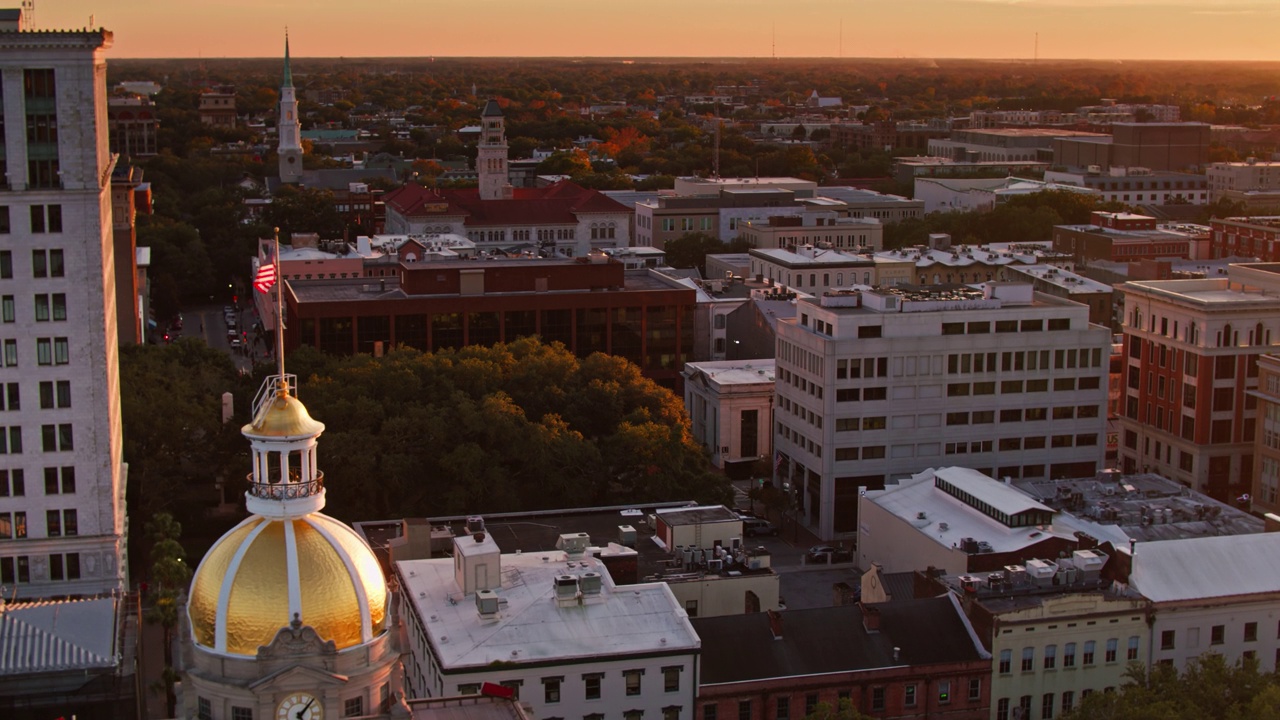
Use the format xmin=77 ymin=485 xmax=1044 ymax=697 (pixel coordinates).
xmin=869 ymin=468 xmax=1071 ymax=555
xmin=1130 ymin=533 xmax=1280 ymax=603
xmin=685 ymin=359 xmax=776 ymax=386
xmin=397 ymin=552 xmax=698 ymax=669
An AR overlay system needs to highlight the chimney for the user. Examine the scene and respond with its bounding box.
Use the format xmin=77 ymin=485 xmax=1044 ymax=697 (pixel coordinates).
xmin=860 ymin=602 xmax=881 ymax=633
xmin=893 ymin=647 xmax=901 ymax=662
xmin=766 ymin=609 xmax=783 ymax=639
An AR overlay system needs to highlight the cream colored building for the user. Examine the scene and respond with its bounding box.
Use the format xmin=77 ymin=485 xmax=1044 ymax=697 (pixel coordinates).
xmin=684 ymin=360 xmax=776 ymax=471
xmin=963 ymin=585 xmax=1149 ymax=720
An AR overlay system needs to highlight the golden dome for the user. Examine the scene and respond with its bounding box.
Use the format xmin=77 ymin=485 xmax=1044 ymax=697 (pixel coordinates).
xmin=188 ymin=513 xmax=387 ymax=656
xmin=243 ymin=392 xmax=325 ymax=439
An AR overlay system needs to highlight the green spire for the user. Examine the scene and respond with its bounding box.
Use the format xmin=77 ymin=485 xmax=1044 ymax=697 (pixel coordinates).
xmin=282 ymin=33 xmax=293 ymax=88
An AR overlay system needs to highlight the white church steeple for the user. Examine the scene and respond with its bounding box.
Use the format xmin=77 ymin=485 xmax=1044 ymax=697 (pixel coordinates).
xmin=278 ymin=33 xmax=303 ymax=184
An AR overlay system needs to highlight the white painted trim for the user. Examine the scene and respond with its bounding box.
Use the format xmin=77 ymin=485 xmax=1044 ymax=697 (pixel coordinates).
xmin=284 ymin=518 xmax=303 ymax=625
xmin=215 ymin=517 xmax=270 ymax=652
xmin=305 ymin=515 xmax=373 ymax=643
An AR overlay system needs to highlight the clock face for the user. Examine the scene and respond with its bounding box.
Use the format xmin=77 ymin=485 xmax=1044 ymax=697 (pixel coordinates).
xmin=277 ymin=693 xmax=323 ymax=720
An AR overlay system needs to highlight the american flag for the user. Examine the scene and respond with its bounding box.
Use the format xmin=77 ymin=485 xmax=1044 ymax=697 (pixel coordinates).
xmin=254 ymin=242 xmax=277 ymax=294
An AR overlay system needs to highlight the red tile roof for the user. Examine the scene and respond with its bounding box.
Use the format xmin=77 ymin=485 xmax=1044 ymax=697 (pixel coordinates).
xmin=384 ymin=180 xmax=629 ymax=228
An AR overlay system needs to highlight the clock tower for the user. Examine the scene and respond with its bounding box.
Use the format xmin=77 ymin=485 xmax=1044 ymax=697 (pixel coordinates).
xmin=178 ymin=261 xmax=408 ymax=718
xmin=278 ymin=33 xmax=304 ymax=184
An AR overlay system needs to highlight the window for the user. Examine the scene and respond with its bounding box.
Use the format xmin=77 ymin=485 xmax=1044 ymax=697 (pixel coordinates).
xmin=0 ymin=469 xmax=24 ymax=497
xmin=1161 ymin=630 xmax=1175 ymax=650
xmin=0 ymin=382 xmax=16 ymax=411
xmin=232 ymin=707 xmax=253 ymax=720
xmin=703 ymin=706 xmax=717 ymax=720
xmin=47 ymin=509 xmax=75 ymax=537
xmin=1 ymin=296 xmax=11 ymax=323
xmin=198 ymin=697 xmax=212 ymax=720
xmin=804 ymin=695 xmax=817 ymax=715
xmin=584 ymin=673 xmax=603 ymax=700
xmin=37 ymin=337 xmax=69 ymax=365
xmin=0 ymin=208 xmax=8 ymax=234
xmin=499 ymin=681 xmax=522 ymax=700
xmin=937 ymin=680 xmax=950 ymax=704
xmin=625 ymin=669 xmax=643 ymax=696
xmin=871 ymin=687 xmax=885 ymax=711
xmin=1211 ymin=625 xmax=1225 ymax=645
xmin=999 ymin=649 xmax=1011 ymax=673
xmin=738 ymin=700 xmax=751 ymax=720
xmin=3 ymin=339 xmax=14 ymax=366
xmin=0 ymin=511 xmax=27 ymax=538
xmin=1063 ymin=642 xmax=1076 ymax=667
xmin=0 ymin=426 xmax=22 ymax=454
xmin=1127 ymin=635 xmax=1139 ymax=660
xmin=344 ymin=697 xmax=364 ymax=717
xmin=663 ymin=666 xmax=681 ymax=692
xmin=1105 ymin=638 xmax=1118 ymax=663
xmin=1062 ymin=691 xmax=1074 ymax=714
xmin=1042 ymin=693 xmax=1055 ymax=719
xmin=1019 ymin=696 xmax=1032 ymax=720
xmin=544 ymin=677 xmax=562 ymax=704
xmin=458 ymin=684 xmax=481 ymax=695
xmin=1245 ymin=622 xmax=1258 ymax=642
xmin=904 ymin=685 xmax=917 ymax=707
xmin=997 ymin=698 xmax=1009 ymax=720
xmin=1022 ymin=646 xmax=1034 ymax=672
xmin=1044 ymin=644 xmax=1057 ymax=669
xmin=775 ymin=697 xmax=790 ymax=720
xmin=1083 ymin=640 xmax=1095 ymax=665
xmin=39 ymin=380 xmax=71 ymax=409
xmin=42 ymin=423 xmax=73 ymax=452
xmin=663 ymin=707 xmax=681 ymax=720
xmin=969 ymin=678 xmax=982 ymax=702
xmin=0 ymin=251 xmax=9 ymax=279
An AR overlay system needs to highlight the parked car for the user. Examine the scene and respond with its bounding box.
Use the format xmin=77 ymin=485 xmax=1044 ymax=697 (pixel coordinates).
xmin=806 ymin=545 xmax=852 ymax=564
xmin=742 ymin=518 xmax=778 ymax=537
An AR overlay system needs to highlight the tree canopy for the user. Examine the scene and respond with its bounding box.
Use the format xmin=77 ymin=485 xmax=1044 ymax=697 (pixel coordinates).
xmin=1063 ymin=655 xmax=1280 ymax=720
xmin=282 ymin=337 xmax=732 ymax=522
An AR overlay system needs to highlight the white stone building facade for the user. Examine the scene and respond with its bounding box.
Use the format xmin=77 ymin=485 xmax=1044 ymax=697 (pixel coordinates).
xmin=775 ymin=284 xmax=1109 ymax=540
xmin=0 ymin=28 xmax=127 ymax=598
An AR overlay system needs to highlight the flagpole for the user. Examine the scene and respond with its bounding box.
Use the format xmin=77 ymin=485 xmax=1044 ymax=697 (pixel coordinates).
xmin=274 ymin=227 xmax=286 ymax=392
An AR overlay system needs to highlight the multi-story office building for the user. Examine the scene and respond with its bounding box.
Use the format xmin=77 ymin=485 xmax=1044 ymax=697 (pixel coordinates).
xmin=1043 ymin=167 xmax=1209 ymax=205
xmin=774 ymin=283 xmax=1109 ymax=540
xmin=1252 ymin=354 xmax=1280 ymax=517
xmin=1207 ymin=159 xmax=1280 ymax=200
xmin=1116 ymin=264 xmax=1280 ymax=501
xmin=1052 ymin=212 xmax=1211 ymax=264
xmin=106 ymin=95 xmax=158 ymax=157
xmin=1209 ymin=216 xmax=1280 ymax=262
xmin=0 ymin=24 xmax=127 ymax=598
xmin=1052 ymin=123 xmax=1210 ymax=173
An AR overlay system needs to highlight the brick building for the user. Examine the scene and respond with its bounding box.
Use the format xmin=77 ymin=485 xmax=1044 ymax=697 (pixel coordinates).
xmin=1116 ymin=265 xmax=1280 ymax=500
xmin=1210 ymin=216 xmax=1280 ymax=261
xmin=283 ymin=258 xmax=698 ymax=387
xmin=693 ymin=597 xmax=991 ymax=720
xmin=1052 ymin=212 xmax=1210 ymax=264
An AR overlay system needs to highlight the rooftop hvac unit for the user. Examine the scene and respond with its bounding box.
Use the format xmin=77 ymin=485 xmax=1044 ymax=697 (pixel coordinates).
xmin=707 ymin=559 xmax=724 ymax=572
xmin=556 ymin=532 xmax=591 ymax=555
xmin=476 ymin=589 xmax=500 ymax=616
xmin=579 ymin=571 xmax=603 ymax=595
xmin=466 ymin=516 xmax=486 ymax=534
xmin=553 ymin=575 xmax=579 ymax=600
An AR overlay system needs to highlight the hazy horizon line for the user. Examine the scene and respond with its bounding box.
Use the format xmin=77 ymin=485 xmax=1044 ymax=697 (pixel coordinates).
xmin=109 ymin=54 xmax=1280 ymax=64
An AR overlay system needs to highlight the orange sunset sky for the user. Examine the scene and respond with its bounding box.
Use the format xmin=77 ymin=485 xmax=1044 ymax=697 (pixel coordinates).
xmin=37 ymin=0 xmax=1280 ymax=61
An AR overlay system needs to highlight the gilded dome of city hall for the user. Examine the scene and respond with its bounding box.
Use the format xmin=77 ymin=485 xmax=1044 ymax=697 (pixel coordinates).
xmin=188 ymin=512 xmax=387 ymax=656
